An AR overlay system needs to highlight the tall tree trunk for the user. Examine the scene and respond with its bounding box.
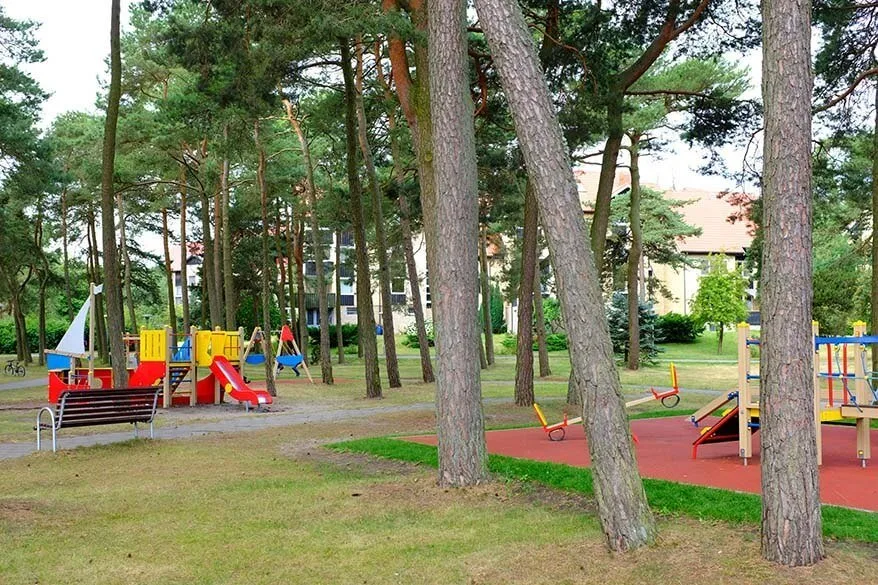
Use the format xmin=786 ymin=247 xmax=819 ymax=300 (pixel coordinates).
xmin=760 ymin=0 xmax=823 ymax=563
xmin=400 ymin=194 xmax=435 ymax=383
xmin=515 ymin=183 xmax=538 ymax=406
xmin=99 ymin=0 xmax=127 ymax=386
xmin=61 ymin=188 xmax=74 ymax=321
xmin=117 ymin=191 xmax=137 ymax=332
xmin=533 ymin=243 xmax=551 ymax=377
xmin=162 ymin=208 xmax=178 ymax=334
xmin=871 ymin=82 xmax=878 ymax=372
xmin=355 ymin=40 xmax=402 ymax=388
xmin=383 ymin=0 xmax=438 ymax=309
xmin=221 ymin=129 xmax=236 ymax=329
xmin=428 ymin=0 xmax=488 ymax=487
xmin=340 ymin=38 xmax=382 ymax=398
xmin=285 ymin=206 xmax=298 ymax=338
xmin=285 ymin=99 xmax=334 ymax=385
xmin=626 ymin=134 xmax=643 ymax=371
xmin=35 ymin=210 xmax=48 ymax=366
xmin=214 ymin=143 xmax=226 ymax=326
xmin=475 ymin=0 xmax=655 ymax=550
xmin=295 ymin=217 xmax=308 ymax=361
xmin=376 ymin=43 xmax=435 ymax=383
xmin=89 ymin=206 xmax=108 ymax=362
xmin=479 ymin=226 xmax=495 ymax=366
xmin=335 ymin=227 xmax=345 ymax=364
xmin=254 ymin=121 xmax=277 ymax=397
xmin=202 ymin=184 xmax=222 ymax=329
xmin=273 ymin=209 xmax=287 ymax=324
xmin=590 ymin=96 xmax=624 ymax=272
xmin=179 ymin=161 xmax=191 ymax=334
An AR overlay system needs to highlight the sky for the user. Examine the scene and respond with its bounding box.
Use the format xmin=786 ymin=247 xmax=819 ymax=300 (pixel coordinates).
xmin=5 ymin=0 xmax=750 ymax=193
xmin=4 ymin=0 xmax=134 ymax=127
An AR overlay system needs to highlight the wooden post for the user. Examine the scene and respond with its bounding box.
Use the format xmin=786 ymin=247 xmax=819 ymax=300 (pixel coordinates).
xmin=737 ymin=322 xmax=752 ymax=462
xmin=853 ymin=321 xmax=870 ymax=465
xmin=189 ymin=325 xmax=198 ymax=406
xmin=813 ymin=321 xmax=822 ymax=465
xmin=163 ymin=325 xmax=172 ymax=408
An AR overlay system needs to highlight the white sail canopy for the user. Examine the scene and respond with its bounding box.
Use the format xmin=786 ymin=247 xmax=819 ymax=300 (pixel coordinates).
xmin=54 ymin=284 xmax=103 ymax=356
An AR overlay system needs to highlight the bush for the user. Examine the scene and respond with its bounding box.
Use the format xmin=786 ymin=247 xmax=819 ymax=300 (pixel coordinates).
xmin=656 ymin=312 xmax=703 ymax=343
xmin=307 ymin=324 xmax=358 ymax=349
xmin=0 ymin=319 xmax=69 ymax=355
xmin=498 ymin=332 xmax=568 ymax=353
xmin=403 ymin=320 xmax=435 ymax=348
xmin=544 ymin=333 xmax=568 ymax=352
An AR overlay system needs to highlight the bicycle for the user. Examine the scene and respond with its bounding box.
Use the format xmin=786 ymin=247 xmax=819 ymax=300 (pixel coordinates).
xmin=4 ymin=359 xmax=26 ymax=377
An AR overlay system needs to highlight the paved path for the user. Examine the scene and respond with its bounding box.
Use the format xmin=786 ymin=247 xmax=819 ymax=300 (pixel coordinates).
xmin=0 ymin=378 xmax=45 ymax=392
xmin=0 ymin=402 xmax=436 ymax=461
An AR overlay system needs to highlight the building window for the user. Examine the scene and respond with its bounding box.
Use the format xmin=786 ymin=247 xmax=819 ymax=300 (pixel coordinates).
xmin=305 ymin=261 xmax=316 ymax=276
xmin=307 ymin=308 xmax=320 ymax=326
xmin=346 ymin=306 xmax=358 ymax=315
xmin=339 ymin=230 xmax=355 ymax=248
xmin=425 ymin=272 xmax=431 ymax=308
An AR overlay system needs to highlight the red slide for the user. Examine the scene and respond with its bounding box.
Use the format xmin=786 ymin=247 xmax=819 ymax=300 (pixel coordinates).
xmin=209 ymin=355 xmax=273 ymax=409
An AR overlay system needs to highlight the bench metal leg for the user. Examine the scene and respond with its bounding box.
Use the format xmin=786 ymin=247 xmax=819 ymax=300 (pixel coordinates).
xmin=134 ymin=421 xmax=139 ymax=438
xmin=36 ymin=407 xmax=57 ymax=453
xmin=149 ymin=421 xmax=154 ymax=439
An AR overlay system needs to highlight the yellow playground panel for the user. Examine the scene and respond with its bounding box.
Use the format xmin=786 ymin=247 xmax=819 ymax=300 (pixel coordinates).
xmin=140 ymin=328 xmax=167 ymax=363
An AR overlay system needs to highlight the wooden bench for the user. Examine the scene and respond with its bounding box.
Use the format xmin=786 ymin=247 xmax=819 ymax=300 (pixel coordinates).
xmin=36 ymin=387 xmax=161 ymax=452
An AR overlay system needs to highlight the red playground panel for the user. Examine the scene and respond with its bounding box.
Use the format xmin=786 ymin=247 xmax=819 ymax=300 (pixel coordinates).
xmin=407 ymin=417 xmax=878 ymax=512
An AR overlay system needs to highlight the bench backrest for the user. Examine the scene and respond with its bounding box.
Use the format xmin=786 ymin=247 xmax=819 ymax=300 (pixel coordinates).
xmin=56 ymin=388 xmax=161 ymax=429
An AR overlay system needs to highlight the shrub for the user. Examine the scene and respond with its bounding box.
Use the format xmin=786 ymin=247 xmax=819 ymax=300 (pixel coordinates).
xmin=544 ymin=333 xmax=568 ymax=352
xmin=0 ymin=318 xmax=70 ymax=355
xmin=403 ymin=320 xmax=434 ymax=348
xmin=656 ymin=312 xmax=703 ymax=343
xmin=307 ymin=324 xmax=358 ymax=349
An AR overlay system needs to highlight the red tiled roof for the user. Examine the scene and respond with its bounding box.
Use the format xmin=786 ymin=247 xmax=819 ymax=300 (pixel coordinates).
xmin=663 ymin=189 xmax=755 ymax=255
xmin=574 ymin=168 xmax=755 ymax=255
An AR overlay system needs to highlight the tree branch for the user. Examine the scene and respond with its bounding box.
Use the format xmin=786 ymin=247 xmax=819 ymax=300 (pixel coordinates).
xmin=814 ymin=66 xmax=878 ymax=113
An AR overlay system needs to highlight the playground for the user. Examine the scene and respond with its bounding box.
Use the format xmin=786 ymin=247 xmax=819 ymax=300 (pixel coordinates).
xmin=3 ymin=330 xmax=878 ymax=583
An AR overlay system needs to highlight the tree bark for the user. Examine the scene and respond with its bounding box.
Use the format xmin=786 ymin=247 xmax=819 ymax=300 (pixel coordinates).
xmin=355 ymin=40 xmax=402 ymax=388
xmin=589 ymin=96 xmax=623 ymax=271
xmin=87 ymin=212 xmax=108 ymax=362
xmin=479 ymin=225 xmax=495 ymax=365
xmin=428 ymin=0 xmax=488 ymax=487
xmin=254 ymin=120 xmax=277 ymax=397
xmin=475 ymin=0 xmax=655 ymax=550
xmin=179 ymin=161 xmax=191 ymax=334
xmin=759 ymin=0 xmax=824 ymax=564
xmin=340 ymin=38 xmax=382 ymax=398
xmin=286 ymin=100 xmax=334 ymax=385
xmin=61 ymin=188 xmax=74 ymax=321
xmin=533 ymin=241 xmax=551 ymax=377
xmin=383 ymin=0 xmax=438 ymax=308
xmin=335 ymin=227 xmax=345 ymax=364
xmin=214 ymin=143 xmax=225 ymax=326
xmin=627 ymin=134 xmax=643 ymax=371
xmin=515 ymin=184 xmax=538 ymax=406
xmin=400 ymin=193 xmax=435 ymax=383
xmin=99 ymin=0 xmax=127 ymax=386
xmin=273 ymin=209 xmax=287 ymax=324
xmin=871 ymin=82 xmax=878 ymax=372
xmin=162 ymin=207 xmax=178 ymax=334
xmin=375 ymin=39 xmax=434 ymax=382
xmin=295 ymin=217 xmax=309 ymax=361
xmin=117 ymin=191 xmax=137 ymax=332
xmin=221 ymin=127 xmax=236 ymax=329
xmin=202 ymin=182 xmax=222 ymax=329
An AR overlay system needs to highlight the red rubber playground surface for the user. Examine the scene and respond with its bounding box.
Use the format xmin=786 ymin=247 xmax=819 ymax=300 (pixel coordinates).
xmin=408 ymin=416 xmax=878 ymax=512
